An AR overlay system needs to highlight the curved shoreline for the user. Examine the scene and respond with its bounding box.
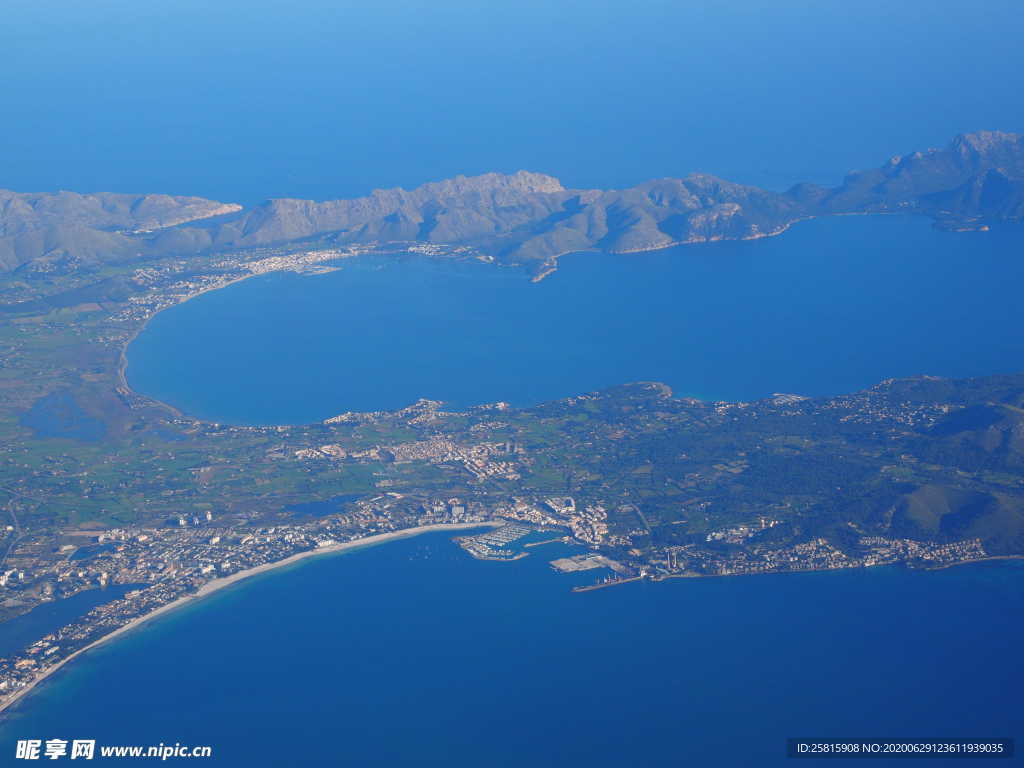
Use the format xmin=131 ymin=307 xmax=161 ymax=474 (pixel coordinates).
xmin=116 ymin=271 xmax=264 ymax=420
xmin=116 ymin=246 xmax=365 ymax=422
xmin=0 ymin=522 xmax=500 ymax=719
xmin=116 ymin=210 xmax=936 ymax=424
xmin=24 ymin=217 xmax=1018 ymax=720
xmin=118 ymin=219 xmax=827 ymax=420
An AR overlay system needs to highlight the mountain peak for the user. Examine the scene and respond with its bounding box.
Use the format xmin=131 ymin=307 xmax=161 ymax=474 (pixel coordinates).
xmin=410 ymin=170 xmax=565 ymax=198
xmin=950 ymin=130 xmax=1022 ymax=162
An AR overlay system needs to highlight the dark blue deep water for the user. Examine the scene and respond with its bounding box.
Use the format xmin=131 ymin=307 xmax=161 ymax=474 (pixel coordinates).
xmin=1 ymin=534 xmax=1021 ymax=766
xmin=129 ymin=215 xmax=1024 ymax=425
xmin=87 ymin=214 xmax=1024 ymax=765
xmin=5 ymin=1 xmax=1024 ymax=763
xmin=11 ymin=217 xmax=1024 ymax=764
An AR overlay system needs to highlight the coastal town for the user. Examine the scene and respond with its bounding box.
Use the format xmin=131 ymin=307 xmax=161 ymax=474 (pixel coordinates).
xmin=0 ymin=488 xmax=995 ymax=710
xmin=0 ymin=0 xmax=1022 ymax=749
xmin=2 ymin=237 xmax=1023 ymax=717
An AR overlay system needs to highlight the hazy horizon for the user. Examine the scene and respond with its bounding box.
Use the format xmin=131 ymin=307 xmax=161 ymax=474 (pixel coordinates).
xmin=3 ymin=0 xmax=1023 ymax=206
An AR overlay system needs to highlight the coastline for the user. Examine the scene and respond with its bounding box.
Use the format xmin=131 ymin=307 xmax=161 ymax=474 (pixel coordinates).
xmin=920 ymin=553 xmax=1024 ymax=572
xmin=571 ymin=553 xmax=1024 ymax=593
xmin=0 ymin=521 xmax=500 ymax=718
xmin=115 ymin=271 xmax=264 ymax=418
xmin=115 ymin=246 xmax=364 ymax=420
xmin=527 ymin=214 xmax=814 ymax=283
xmin=115 ymin=209 xmax=848 ymax=419
xmin=12 ymin=214 xmax=1019 ymax=714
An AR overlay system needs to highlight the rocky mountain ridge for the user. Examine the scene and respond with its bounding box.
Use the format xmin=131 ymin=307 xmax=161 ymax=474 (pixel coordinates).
xmin=0 ymin=190 xmax=240 ymax=273
xmin=2 ymin=131 xmax=1021 ymax=277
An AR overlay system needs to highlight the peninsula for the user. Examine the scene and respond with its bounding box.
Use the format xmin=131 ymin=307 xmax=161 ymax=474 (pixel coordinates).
xmin=1 ymin=130 xmax=1024 ymax=715
xmin=3 ymin=131 xmax=1021 ymax=282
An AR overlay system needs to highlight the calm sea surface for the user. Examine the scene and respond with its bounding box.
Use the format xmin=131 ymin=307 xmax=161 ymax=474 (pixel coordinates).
xmin=128 ymin=215 xmax=1024 ymax=425
xmin=23 ymin=213 xmax=1024 ymax=767
xmin=1 ymin=533 xmax=1021 ymax=766
xmin=2 ymin=1 xmax=1022 ymax=204
xmin=4 ymin=1 xmax=1024 ymax=762
xmin=8 ymin=216 xmax=1024 ymax=764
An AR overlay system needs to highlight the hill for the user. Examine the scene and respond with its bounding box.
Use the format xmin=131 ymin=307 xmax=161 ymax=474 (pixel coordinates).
xmin=0 ymin=190 xmax=240 ymax=274
xmin=1 ymin=130 xmax=1021 ymax=277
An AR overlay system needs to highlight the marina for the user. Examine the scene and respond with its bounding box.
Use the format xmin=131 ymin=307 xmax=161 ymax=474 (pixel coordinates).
xmin=455 ymin=525 xmax=535 ymax=561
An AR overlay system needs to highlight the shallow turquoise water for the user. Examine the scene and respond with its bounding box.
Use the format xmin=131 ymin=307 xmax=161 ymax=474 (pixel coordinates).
xmin=129 ymin=215 xmax=1024 ymax=425
xmin=1 ymin=533 xmax=1020 ymax=766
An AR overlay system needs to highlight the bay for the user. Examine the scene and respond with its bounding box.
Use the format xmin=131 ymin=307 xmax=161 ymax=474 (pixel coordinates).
xmin=128 ymin=215 xmax=1024 ymax=425
xmin=3 ymin=0 xmax=1024 ymax=763
xmin=1 ymin=533 xmax=1020 ymax=766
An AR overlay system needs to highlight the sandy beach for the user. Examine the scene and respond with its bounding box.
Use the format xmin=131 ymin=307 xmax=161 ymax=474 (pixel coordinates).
xmin=0 ymin=521 xmax=500 ymax=717
xmin=0 ymin=248 xmax=504 ymax=719
xmin=115 ymin=247 xmax=361 ymax=419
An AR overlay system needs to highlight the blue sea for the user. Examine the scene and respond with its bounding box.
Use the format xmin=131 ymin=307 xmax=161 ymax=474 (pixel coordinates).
xmin=1 ymin=534 xmax=1021 ymax=766
xmin=128 ymin=215 xmax=1024 ymax=425
xmin=8 ymin=213 xmax=1024 ymax=765
xmin=1 ymin=0 xmax=1022 ymax=205
xmin=4 ymin=0 xmax=1024 ymax=763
